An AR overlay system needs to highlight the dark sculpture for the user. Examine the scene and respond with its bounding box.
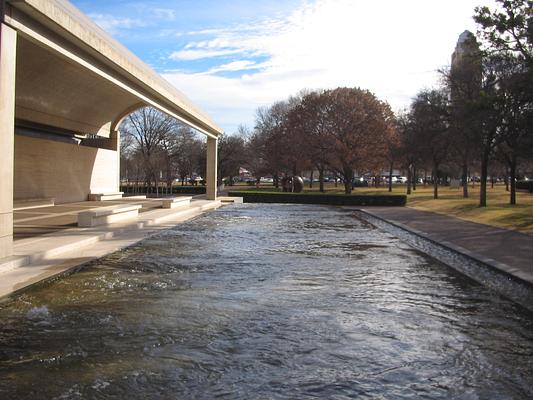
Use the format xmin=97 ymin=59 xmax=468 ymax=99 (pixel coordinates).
xmin=281 ymin=176 xmax=304 ymax=193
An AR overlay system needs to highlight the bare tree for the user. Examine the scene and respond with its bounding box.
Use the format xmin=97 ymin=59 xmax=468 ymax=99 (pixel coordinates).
xmin=173 ymin=126 xmax=203 ymax=186
xmin=410 ymin=89 xmax=451 ymax=199
xmin=288 ymin=90 xmax=335 ymax=192
xmin=445 ymin=31 xmax=483 ymax=198
xmin=218 ymin=132 xmax=247 ymax=185
xmin=121 ymin=107 xmax=176 ymax=194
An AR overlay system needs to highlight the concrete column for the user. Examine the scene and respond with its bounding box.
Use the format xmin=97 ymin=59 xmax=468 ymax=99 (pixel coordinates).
xmin=0 ymin=23 xmax=16 ymax=259
xmin=111 ymin=130 xmax=120 ymax=191
xmin=206 ymin=137 xmax=217 ymax=200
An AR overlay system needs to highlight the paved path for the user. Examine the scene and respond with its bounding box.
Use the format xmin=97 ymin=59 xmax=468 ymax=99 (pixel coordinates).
xmin=361 ymin=207 xmax=533 ymax=285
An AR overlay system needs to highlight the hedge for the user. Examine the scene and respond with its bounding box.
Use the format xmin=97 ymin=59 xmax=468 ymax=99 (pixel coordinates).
xmin=227 ymin=191 xmax=406 ymax=206
xmin=516 ymin=181 xmax=533 ymax=193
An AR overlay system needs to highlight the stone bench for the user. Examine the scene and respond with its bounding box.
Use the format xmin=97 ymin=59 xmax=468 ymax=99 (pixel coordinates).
xmin=14 ymin=197 xmax=55 ymax=210
xmin=161 ymin=196 xmax=192 ymax=209
xmin=219 ymin=196 xmax=243 ymax=204
xmin=88 ymin=192 xmax=124 ymax=201
xmin=78 ymin=204 xmax=141 ymax=227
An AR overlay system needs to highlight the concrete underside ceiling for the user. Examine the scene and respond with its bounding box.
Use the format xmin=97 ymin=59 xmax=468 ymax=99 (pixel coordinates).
xmin=16 ymin=36 xmax=140 ymax=137
xmin=5 ymin=0 xmax=223 ymax=138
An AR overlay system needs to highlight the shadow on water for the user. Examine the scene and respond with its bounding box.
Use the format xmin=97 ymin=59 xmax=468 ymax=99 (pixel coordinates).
xmin=0 ymin=204 xmax=532 ymax=399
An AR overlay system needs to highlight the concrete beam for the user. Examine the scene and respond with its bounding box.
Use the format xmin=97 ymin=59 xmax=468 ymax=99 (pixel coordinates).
xmin=0 ymin=22 xmax=16 ymax=258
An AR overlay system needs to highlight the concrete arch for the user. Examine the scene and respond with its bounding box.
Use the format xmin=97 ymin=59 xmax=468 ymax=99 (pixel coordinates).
xmin=110 ymin=102 xmax=147 ymax=134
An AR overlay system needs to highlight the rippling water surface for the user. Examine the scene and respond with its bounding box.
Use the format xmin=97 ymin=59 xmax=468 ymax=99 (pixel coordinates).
xmin=1 ymin=204 xmax=532 ymax=399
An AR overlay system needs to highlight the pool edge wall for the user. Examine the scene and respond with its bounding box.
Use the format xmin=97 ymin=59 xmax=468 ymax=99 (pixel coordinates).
xmin=227 ymin=192 xmax=406 ymax=206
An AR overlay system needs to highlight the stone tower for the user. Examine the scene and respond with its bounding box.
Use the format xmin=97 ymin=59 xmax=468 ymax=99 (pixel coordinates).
xmin=452 ymin=31 xmax=478 ymax=64
xmin=450 ymin=30 xmax=482 ymax=101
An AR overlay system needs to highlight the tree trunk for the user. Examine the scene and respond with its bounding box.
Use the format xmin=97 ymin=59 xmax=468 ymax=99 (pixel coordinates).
xmin=412 ymin=166 xmax=417 ymax=191
xmin=504 ymin=169 xmax=509 ymax=191
xmin=388 ymin=162 xmax=393 ymax=192
xmin=406 ymin=166 xmax=412 ymax=195
xmin=462 ymin=163 xmax=469 ymax=198
xmin=319 ymin=168 xmax=325 ymax=193
xmin=344 ymin=180 xmax=352 ymax=194
xmin=309 ymin=170 xmax=314 ymax=189
xmin=509 ymin=157 xmax=517 ymax=205
xmin=479 ymin=151 xmax=489 ymax=207
xmin=274 ymin=174 xmax=279 ymax=189
xmin=433 ymin=164 xmax=439 ymax=199
xmin=343 ymin=167 xmax=353 ymax=194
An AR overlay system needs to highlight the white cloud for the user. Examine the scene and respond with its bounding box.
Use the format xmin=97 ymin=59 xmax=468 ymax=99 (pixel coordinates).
xmin=204 ymin=60 xmax=264 ymax=74
xmin=88 ymin=13 xmax=146 ymax=34
xmin=152 ymin=8 xmax=176 ymax=21
xmin=169 ymin=48 xmax=246 ymax=61
xmin=163 ymin=0 xmax=496 ymax=133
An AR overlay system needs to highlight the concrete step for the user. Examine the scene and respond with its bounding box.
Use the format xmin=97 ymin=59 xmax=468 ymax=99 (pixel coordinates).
xmin=88 ymin=192 xmax=124 ymax=201
xmin=161 ymin=196 xmax=192 ymax=209
xmin=14 ymin=197 xmax=55 ymax=210
xmin=1 ymin=200 xmax=222 ymax=277
xmin=139 ymin=200 xmax=221 ymax=225
xmin=78 ymin=204 xmax=142 ymax=227
xmin=0 ymin=255 xmax=31 ymax=275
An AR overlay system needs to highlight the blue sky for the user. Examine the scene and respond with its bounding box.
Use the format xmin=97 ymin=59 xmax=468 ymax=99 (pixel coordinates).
xmin=71 ymin=0 xmax=496 ymax=134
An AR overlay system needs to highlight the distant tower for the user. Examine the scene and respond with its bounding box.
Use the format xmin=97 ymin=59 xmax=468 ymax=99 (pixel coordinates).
xmin=452 ymin=31 xmax=479 ymax=65
xmin=450 ymin=30 xmax=482 ymax=105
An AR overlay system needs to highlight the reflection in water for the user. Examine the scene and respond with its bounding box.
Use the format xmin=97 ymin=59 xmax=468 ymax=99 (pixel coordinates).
xmin=0 ymin=204 xmax=532 ymax=399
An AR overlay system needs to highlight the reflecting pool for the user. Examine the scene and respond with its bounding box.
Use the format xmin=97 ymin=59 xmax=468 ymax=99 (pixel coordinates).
xmin=1 ymin=204 xmax=532 ymax=399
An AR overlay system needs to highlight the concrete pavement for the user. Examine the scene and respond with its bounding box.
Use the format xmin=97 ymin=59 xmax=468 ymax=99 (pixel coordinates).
xmin=361 ymin=207 xmax=533 ymax=286
xmin=0 ymin=197 xmax=241 ymax=299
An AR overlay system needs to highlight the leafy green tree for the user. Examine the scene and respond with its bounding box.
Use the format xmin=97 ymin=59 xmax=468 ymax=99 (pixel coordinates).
xmin=474 ymin=0 xmax=532 ymax=63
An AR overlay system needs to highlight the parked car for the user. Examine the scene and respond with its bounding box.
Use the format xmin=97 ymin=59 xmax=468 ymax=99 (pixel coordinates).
xmin=352 ymin=177 xmax=369 ymax=187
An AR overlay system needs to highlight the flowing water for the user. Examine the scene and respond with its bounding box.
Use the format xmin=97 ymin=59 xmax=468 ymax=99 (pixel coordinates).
xmin=0 ymin=204 xmax=532 ymax=399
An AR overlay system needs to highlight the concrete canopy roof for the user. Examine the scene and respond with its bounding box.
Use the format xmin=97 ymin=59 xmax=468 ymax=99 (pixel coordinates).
xmin=4 ymin=0 xmax=223 ymax=138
